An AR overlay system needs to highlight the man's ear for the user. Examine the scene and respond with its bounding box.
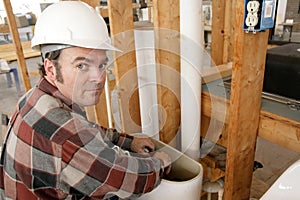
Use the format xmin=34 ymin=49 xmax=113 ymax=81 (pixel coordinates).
xmin=44 ymin=59 xmax=56 ymax=81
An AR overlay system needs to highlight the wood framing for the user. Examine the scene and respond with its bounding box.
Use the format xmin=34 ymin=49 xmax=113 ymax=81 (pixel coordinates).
xmin=0 ymin=41 xmax=40 ymax=62
xmin=258 ymin=111 xmax=300 ymax=153
xmin=3 ymin=0 xmax=31 ymax=91
xmin=211 ymin=0 xmax=225 ymax=65
xmin=201 ymin=91 xmax=300 ymax=153
xmin=222 ymin=0 xmax=235 ymax=64
xmin=80 ymin=0 xmax=99 ymax=8
xmin=211 ymin=0 xmax=235 ymax=65
xmin=223 ymin=0 xmax=270 ymax=198
xmin=107 ymin=0 xmax=141 ymax=133
xmin=153 ymin=0 xmax=180 ymax=144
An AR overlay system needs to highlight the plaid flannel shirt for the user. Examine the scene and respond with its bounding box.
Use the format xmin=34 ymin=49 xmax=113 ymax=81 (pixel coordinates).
xmin=0 ymin=78 xmax=163 ymax=199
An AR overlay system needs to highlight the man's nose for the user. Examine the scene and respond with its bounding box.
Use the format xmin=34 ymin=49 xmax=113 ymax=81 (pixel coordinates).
xmin=90 ymin=67 xmax=106 ymax=82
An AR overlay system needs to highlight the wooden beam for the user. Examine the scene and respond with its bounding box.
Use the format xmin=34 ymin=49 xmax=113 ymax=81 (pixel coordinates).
xmin=153 ymin=0 xmax=180 ymax=144
xmin=0 ymin=41 xmax=40 ymax=62
xmin=222 ymin=0 xmax=235 ymax=63
xmin=3 ymin=0 xmax=31 ymax=91
xmin=223 ymin=0 xmax=270 ymax=199
xmin=107 ymin=0 xmax=141 ymax=133
xmin=80 ymin=0 xmax=99 ymax=8
xmin=202 ymin=62 xmax=232 ymax=84
xmin=211 ymin=0 xmax=225 ymax=65
xmin=201 ymin=90 xmax=300 ymax=153
xmin=259 ymin=110 xmax=300 ymax=153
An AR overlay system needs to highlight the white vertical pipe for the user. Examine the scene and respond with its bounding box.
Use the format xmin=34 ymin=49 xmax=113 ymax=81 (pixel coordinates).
xmin=104 ymin=75 xmax=113 ymax=128
xmin=180 ymin=0 xmax=203 ymax=160
xmin=134 ymin=28 xmax=160 ymax=139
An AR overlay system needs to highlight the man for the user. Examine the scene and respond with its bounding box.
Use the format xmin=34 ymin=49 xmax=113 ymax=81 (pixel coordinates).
xmin=0 ymin=1 xmax=171 ymax=199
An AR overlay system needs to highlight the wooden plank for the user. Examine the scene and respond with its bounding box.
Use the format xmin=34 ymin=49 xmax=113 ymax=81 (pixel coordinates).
xmin=0 ymin=41 xmax=40 ymax=62
xmin=98 ymin=6 xmax=109 ymax=18
xmin=259 ymin=110 xmax=300 ymax=153
xmin=201 ymin=91 xmax=300 ymax=154
xmin=211 ymin=0 xmax=225 ymax=65
xmin=201 ymin=62 xmax=232 ymax=84
xmin=3 ymin=0 xmax=31 ymax=91
xmin=107 ymin=0 xmax=141 ymax=133
xmin=200 ymin=158 xmax=226 ymax=182
xmin=223 ymin=0 xmax=270 ymax=198
xmin=80 ymin=0 xmax=99 ymax=8
xmin=153 ymin=0 xmax=180 ymax=144
xmin=222 ymin=0 xmax=235 ymax=63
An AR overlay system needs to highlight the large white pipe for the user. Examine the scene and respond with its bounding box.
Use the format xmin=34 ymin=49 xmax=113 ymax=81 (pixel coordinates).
xmin=180 ymin=0 xmax=203 ymax=160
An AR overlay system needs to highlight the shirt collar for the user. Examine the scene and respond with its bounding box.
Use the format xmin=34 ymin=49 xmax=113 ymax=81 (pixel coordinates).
xmin=37 ymin=78 xmax=86 ymax=117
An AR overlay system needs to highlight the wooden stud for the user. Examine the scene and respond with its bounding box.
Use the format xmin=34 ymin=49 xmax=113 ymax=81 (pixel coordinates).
xmin=259 ymin=111 xmax=300 ymax=153
xmin=3 ymin=0 xmax=31 ymax=91
xmin=107 ymin=0 xmax=141 ymax=133
xmin=211 ymin=0 xmax=225 ymax=65
xmin=0 ymin=41 xmax=40 ymax=62
xmin=222 ymin=0 xmax=235 ymax=63
xmin=223 ymin=0 xmax=270 ymax=199
xmin=201 ymin=89 xmax=300 ymax=153
xmin=153 ymin=0 xmax=180 ymax=144
xmin=79 ymin=0 xmax=99 ymax=8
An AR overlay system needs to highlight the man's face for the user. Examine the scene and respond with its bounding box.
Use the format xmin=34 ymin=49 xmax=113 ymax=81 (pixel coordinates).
xmin=55 ymin=47 xmax=108 ymax=107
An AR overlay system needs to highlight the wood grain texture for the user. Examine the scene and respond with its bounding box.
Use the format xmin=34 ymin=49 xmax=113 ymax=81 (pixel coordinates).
xmin=223 ymin=0 xmax=270 ymax=198
xmin=3 ymin=0 xmax=31 ymax=91
xmin=211 ymin=0 xmax=225 ymax=65
xmin=107 ymin=0 xmax=141 ymax=133
xmin=79 ymin=0 xmax=99 ymax=8
xmin=153 ymin=0 xmax=180 ymax=144
xmin=0 ymin=41 xmax=40 ymax=61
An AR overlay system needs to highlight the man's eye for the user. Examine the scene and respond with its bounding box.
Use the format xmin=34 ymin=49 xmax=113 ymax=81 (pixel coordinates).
xmin=99 ymin=63 xmax=107 ymax=69
xmin=77 ymin=63 xmax=88 ymax=70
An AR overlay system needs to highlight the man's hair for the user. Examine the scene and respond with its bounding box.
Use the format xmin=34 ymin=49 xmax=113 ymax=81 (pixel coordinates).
xmin=39 ymin=50 xmax=64 ymax=83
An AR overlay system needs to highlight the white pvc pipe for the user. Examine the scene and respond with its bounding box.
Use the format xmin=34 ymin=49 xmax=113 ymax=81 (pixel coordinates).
xmin=180 ymin=0 xmax=203 ymax=160
xmin=134 ymin=28 xmax=160 ymax=140
xmin=104 ymin=75 xmax=113 ymax=128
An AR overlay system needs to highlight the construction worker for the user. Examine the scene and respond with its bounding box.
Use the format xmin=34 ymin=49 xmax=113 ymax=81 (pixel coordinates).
xmin=0 ymin=1 xmax=170 ymax=199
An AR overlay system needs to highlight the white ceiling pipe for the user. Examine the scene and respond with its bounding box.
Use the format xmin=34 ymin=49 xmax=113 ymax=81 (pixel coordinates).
xmin=180 ymin=0 xmax=203 ymax=160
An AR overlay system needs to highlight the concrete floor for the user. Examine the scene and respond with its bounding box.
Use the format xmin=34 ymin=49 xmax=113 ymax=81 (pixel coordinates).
xmin=1 ymin=36 xmax=300 ymax=199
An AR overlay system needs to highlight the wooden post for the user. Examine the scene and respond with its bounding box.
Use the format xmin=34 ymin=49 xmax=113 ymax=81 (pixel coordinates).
xmin=3 ymin=0 xmax=31 ymax=91
xmin=222 ymin=0 xmax=235 ymax=64
xmin=211 ymin=0 xmax=225 ymax=65
xmin=107 ymin=0 xmax=141 ymax=133
xmin=80 ymin=0 xmax=99 ymax=8
xmin=153 ymin=0 xmax=180 ymax=144
xmin=224 ymin=0 xmax=269 ymax=199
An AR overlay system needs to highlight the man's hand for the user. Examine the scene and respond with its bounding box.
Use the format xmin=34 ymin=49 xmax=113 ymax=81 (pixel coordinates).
xmin=153 ymin=151 xmax=172 ymax=175
xmin=130 ymin=136 xmax=172 ymax=174
xmin=130 ymin=136 xmax=155 ymax=155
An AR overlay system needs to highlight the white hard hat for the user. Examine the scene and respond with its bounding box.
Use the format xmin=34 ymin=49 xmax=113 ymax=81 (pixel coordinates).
xmin=31 ymin=1 xmax=118 ymax=51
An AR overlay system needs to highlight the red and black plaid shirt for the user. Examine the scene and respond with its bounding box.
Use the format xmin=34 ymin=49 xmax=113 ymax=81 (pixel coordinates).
xmin=0 ymin=78 xmax=163 ymax=199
